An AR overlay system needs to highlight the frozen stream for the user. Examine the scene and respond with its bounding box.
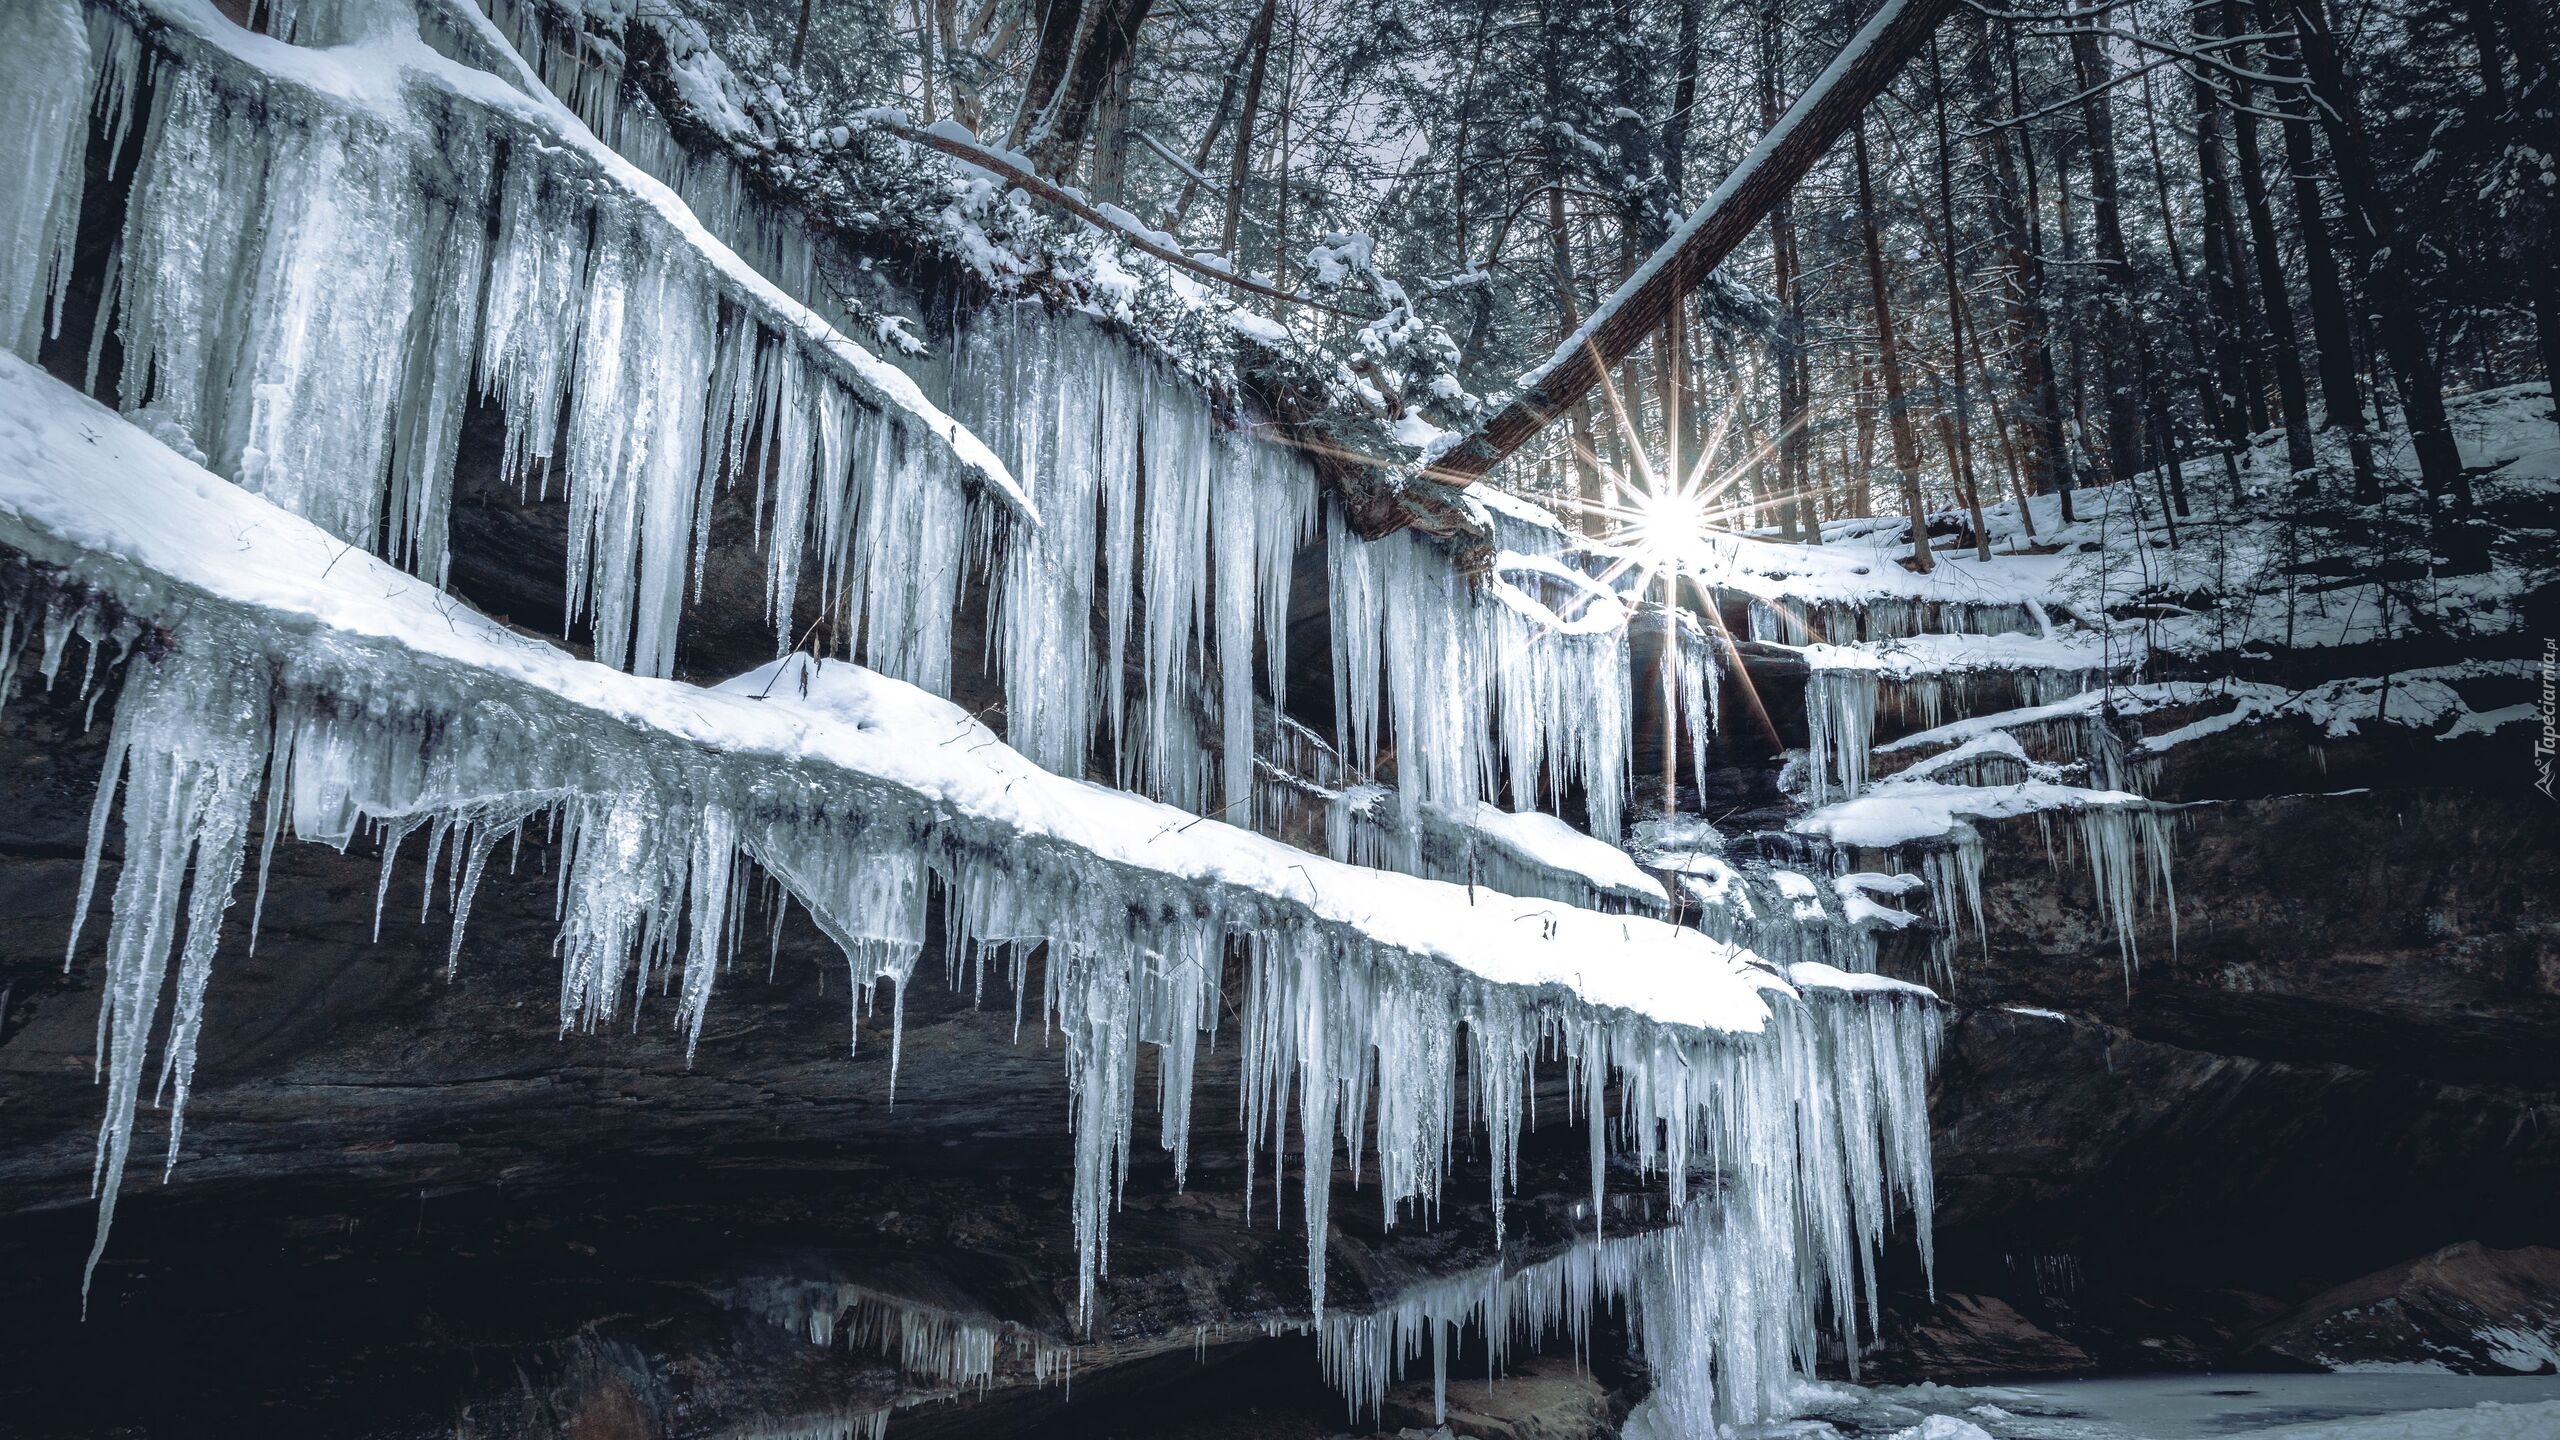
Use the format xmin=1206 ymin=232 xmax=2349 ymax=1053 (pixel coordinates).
xmin=1767 ymin=1373 xmax=2560 ymax=1438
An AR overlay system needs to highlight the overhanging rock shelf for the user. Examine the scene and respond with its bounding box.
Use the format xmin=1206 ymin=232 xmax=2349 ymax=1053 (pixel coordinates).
xmin=0 ymin=0 xmax=1940 ymax=1428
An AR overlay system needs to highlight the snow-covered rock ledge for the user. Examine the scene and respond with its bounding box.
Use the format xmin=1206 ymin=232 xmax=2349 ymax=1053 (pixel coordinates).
xmin=0 ymin=356 xmax=1936 ymax=1423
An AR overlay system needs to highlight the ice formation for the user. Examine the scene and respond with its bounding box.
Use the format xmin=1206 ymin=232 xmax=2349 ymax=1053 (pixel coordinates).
xmin=1801 ymin=641 xmax=2111 ymax=807
xmin=1794 ymin=781 xmax=2179 ymax=979
xmin=733 ymin=1278 xmax=1075 ymax=1393
xmin=0 ymin=2 xmax=1964 ymax=1426
xmin=4 ymin=345 xmax=1939 ymax=1414
xmin=0 ymin=0 xmax=1019 ymax=682
xmin=1747 ymin=596 xmax=2044 ymax=645
xmin=1303 ymin=969 xmax=1937 ymax=1427
xmin=914 ymin=307 xmax=1317 ymax=811
xmin=1330 ymin=519 xmax=1634 ymax=842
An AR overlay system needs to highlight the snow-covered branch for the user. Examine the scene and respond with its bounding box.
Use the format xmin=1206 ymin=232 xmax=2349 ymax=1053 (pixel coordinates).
xmin=841 ymin=112 xmax=1371 ymax=321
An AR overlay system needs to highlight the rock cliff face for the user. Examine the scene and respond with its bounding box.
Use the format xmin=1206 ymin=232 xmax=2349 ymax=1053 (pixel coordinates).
xmin=1858 ymin=697 xmax=2560 ymax=1381
xmin=7 ymin=571 xmax=2549 ymax=1436
xmin=0 ymin=652 xmax=1641 ymax=1438
xmin=2251 ymin=1243 xmax=2560 ymax=1374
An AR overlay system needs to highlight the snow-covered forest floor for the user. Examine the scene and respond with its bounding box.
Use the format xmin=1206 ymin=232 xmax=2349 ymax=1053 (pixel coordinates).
xmin=1608 ymin=383 xmax=2554 ymax=993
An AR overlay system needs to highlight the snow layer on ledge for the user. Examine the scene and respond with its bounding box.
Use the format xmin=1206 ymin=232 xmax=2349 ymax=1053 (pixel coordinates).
xmin=1803 ymin=630 xmax=2118 ymax=677
xmin=1462 ymin=803 xmax=1667 ymax=905
xmin=1792 ymin=779 xmax=2149 ymax=851
xmin=3 ymin=358 xmax=1940 ymax=1383
xmin=0 ymin=352 xmax=1771 ymax=1033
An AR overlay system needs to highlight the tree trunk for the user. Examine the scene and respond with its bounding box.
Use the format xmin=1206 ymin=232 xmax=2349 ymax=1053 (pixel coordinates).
xmin=1662 ymin=0 xmax=1704 ymax=202
xmin=1012 ymin=0 xmax=1087 ymax=148
xmin=1765 ymin=2 xmax=1812 ymax=544
xmin=2251 ymin=0 xmax=2379 ymax=496
xmin=2066 ymin=11 xmax=2145 ymax=483
xmin=1164 ymin=19 xmax=1258 ymax=230
xmin=2499 ymin=0 xmax=2560 ymax=407
xmin=1855 ymin=120 xmax=1934 ymax=572
xmin=2186 ymin=20 xmax=2260 ymax=467
xmin=1219 ymin=0 xmax=1280 ymax=262
xmin=1424 ymin=0 xmax=1963 ymax=486
xmin=1853 ymin=363 xmax=1878 ymax=519
xmin=1971 ymin=26 xmax=2068 ymax=516
xmin=2284 ymin=0 xmax=2468 ymax=507
xmin=1929 ymin=35 xmax=1990 ymax=560
xmin=1089 ymin=50 xmax=1133 ymax=201
xmin=1019 ymin=0 xmax=1158 ymax=180
xmin=2219 ymin=2 xmax=2318 ymax=485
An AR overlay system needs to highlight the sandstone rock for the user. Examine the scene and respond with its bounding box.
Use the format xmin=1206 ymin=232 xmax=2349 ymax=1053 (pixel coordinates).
xmin=2253 ymin=1242 xmax=2560 ymax=1375
xmin=1873 ymin=1293 xmax=2093 ymax=1379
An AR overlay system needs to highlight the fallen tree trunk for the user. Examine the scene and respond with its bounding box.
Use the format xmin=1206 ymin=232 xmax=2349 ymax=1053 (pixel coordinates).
xmin=1423 ymin=0 xmax=1960 ymax=487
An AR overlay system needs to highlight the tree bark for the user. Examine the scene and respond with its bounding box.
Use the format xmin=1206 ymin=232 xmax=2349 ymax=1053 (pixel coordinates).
xmin=1011 ymin=0 xmax=1158 ymax=179
xmin=2066 ymin=9 xmax=2145 ymax=483
xmin=1765 ymin=2 xmax=1813 ymax=543
xmin=2251 ymin=0 xmax=2378 ymax=496
xmin=2498 ymin=0 xmax=2560 ymax=406
xmin=1089 ymin=50 xmax=1133 ymax=200
xmin=1662 ymin=0 xmax=1704 ymax=202
xmin=1930 ymin=36 xmax=1990 ymax=560
xmin=1163 ymin=19 xmax=1257 ymax=231
xmin=2283 ymin=0 xmax=2468 ymax=507
xmin=2219 ymin=1 xmax=2318 ymax=485
xmin=1855 ymin=120 xmax=1935 ymax=572
xmin=1219 ymin=0 xmax=1281 ymax=262
xmin=1969 ymin=26 xmax=2068 ymax=515
xmin=2186 ymin=18 xmax=2259 ymax=466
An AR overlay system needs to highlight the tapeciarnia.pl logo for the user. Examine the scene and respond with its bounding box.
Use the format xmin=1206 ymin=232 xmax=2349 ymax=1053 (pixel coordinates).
xmin=2538 ymin=638 xmax=2556 ymax=801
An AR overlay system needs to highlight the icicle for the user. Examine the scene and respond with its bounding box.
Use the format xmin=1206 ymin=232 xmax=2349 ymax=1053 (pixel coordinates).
xmin=1052 ymin=941 xmax=1139 ymax=1330
xmin=559 ymin=217 xmax=717 ymax=677
xmin=0 ymin=0 xmax=94 ymax=361
xmin=478 ymin=151 xmax=586 ymax=496
xmin=1804 ymin=669 xmax=1880 ymax=805
xmin=1137 ymin=370 xmax=1214 ymax=807
xmin=2072 ymin=803 xmax=2177 ymax=978
xmin=1213 ymin=434 xmax=1259 ymax=820
xmin=73 ymin=648 xmax=270 ymax=1309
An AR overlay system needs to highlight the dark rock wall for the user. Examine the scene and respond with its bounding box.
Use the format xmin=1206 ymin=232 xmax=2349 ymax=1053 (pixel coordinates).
xmin=0 ymin=656 xmax=1632 ymax=1438
xmin=1863 ymin=729 xmax=2560 ymax=1379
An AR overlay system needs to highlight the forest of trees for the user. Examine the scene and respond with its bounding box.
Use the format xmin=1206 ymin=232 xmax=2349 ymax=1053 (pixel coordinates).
xmin=760 ymin=0 xmax=2557 ymax=564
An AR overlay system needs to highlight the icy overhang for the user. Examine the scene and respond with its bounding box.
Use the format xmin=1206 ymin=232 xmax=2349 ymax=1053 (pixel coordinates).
xmin=0 ymin=353 xmax=1768 ymax=1034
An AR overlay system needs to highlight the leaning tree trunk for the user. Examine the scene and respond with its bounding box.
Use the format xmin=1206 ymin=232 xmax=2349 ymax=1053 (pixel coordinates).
xmin=1421 ymin=0 xmax=1962 ymax=488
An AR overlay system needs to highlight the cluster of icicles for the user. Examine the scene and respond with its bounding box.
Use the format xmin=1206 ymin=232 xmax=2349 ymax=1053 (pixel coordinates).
xmin=2 ymin=0 xmax=1025 ymax=685
xmin=0 ymin=0 xmax=1645 ymax=852
xmin=1773 ymin=605 xmax=2180 ymax=980
xmin=0 ymin=2 xmax=1941 ymax=1428
xmin=23 ymin=588 xmax=1936 ymax=1426
xmin=733 ymin=975 xmax=1935 ymax=1434
xmin=733 ymin=1278 xmax=1076 ymax=1395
